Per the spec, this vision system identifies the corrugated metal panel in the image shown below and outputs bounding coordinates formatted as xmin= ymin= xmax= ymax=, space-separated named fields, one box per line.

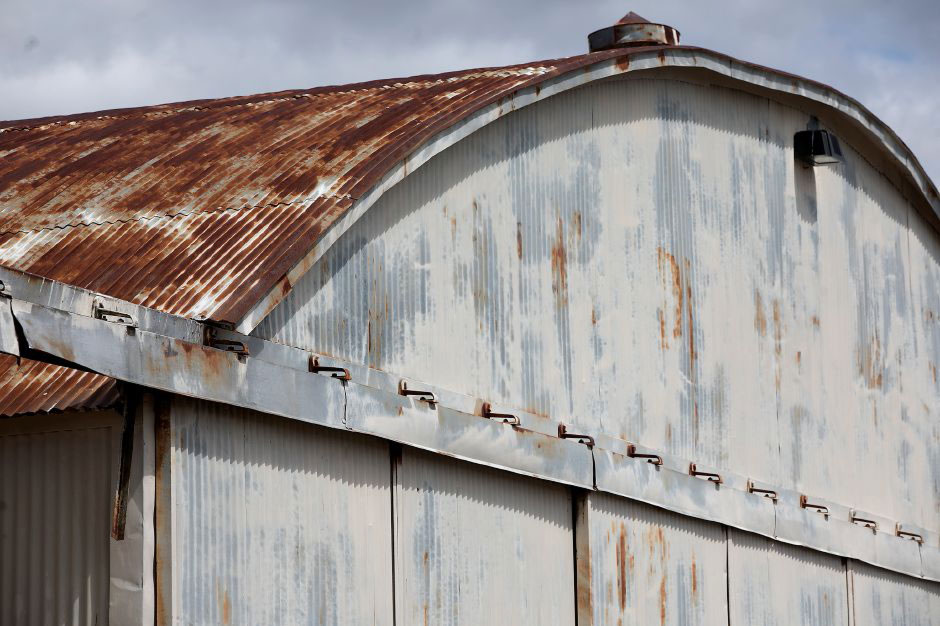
xmin=393 ymin=448 xmax=575 ymax=625
xmin=169 ymin=396 xmax=393 ymax=625
xmin=255 ymin=76 xmax=940 ymax=533
xmin=0 ymin=45 xmax=934 ymax=325
xmin=848 ymin=560 xmax=940 ymax=626
xmin=0 ymin=354 xmax=119 ymax=417
xmin=727 ymin=528 xmax=849 ymax=625
xmin=585 ymin=493 xmax=727 ymax=625
xmin=0 ymin=425 xmax=113 ymax=625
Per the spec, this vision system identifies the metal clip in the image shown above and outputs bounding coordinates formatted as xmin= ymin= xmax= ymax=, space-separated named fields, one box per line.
xmin=481 ymin=403 xmax=519 ymax=425
xmin=689 ymin=463 xmax=722 ymax=484
xmin=399 ymin=380 xmax=437 ymax=407
xmin=557 ymin=423 xmax=594 ymax=447
xmin=850 ymin=513 xmax=878 ymax=532
xmin=627 ymin=444 xmax=663 ymax=465
xmin=747 ymin=480 xmax=778 ymax=502
xmin=800 ymin=495 xmax=829 ymax=519
xmin=895 ymin=524 xmax=924 ymax=543
xmin=93 ymin=299 xmax=137 ymax=327
xmin=309 ymin=356 xmax=351 ymax=381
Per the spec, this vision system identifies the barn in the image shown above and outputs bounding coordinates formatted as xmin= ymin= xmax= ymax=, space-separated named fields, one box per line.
xmin=0 ymin=11 xmax=938 ymax=625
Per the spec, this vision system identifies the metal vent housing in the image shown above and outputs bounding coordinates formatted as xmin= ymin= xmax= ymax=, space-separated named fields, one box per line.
xmin=588 ymin=12 xmax=680 ymax=52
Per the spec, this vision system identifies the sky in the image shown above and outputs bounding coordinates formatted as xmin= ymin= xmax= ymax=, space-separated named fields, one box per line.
xmin=2 ymin=0 xmax=938 ymax=181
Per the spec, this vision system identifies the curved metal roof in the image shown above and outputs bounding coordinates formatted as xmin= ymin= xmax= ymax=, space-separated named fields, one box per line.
xmin=0 ymin=45 xmax=936 ymax=328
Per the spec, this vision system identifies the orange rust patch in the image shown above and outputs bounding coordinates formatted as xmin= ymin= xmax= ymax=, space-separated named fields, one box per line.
xmin=691 ymin=554 xmax=697 ymax=597
xmin=656 ymin=247 xmax=683 ymax=340
xmin=859 ymin=334 xmax=884 ymax=389
xmin=516 ymin=221 xmax=523 ymax=260
xmin=616 ymin=523 xmax=628 ymax=612
xmin=811 ymin=314 xmax=821 ymax=327
xmin=659 ymin=575 xmax=667 ymax=625
xmin=754 ymin=290 xmax=767 ymax=336
xmin=658 ymin=309 xmax=668 ymax=350
xmin=591 ymin=307 xmax=598 ymax=326
xmin=451 ymin=216 xmax=457 ymax=241
xmin=616 ymin=56 xmax=631 ymax=71
xmin=551 ymin=218 xmax=568 ymax=305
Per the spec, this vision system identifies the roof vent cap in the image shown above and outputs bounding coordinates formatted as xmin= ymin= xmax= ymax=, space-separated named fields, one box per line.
xmin=588 ymin=12 xmax=680 ymax=52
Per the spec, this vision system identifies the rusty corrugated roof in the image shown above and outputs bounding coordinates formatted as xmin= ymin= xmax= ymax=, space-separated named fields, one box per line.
xmin=0 ymin=46 xmax=935 ymax=326
xmin=0 ymin=354 xmax=119 ymax=417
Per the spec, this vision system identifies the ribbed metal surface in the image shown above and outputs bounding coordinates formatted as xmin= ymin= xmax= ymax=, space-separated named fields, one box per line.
xmin=586 ymin=493 xmax=727 ymax=625
xmin=728 ymin=528 xmax=849 ymax=625
xmin=393 ymin=448 xmax=575 ymax=625
xmin=0 ymin=425 xmax=112 ymax=626
xmin=0 ymin=354 xmax=119 ymax=417
xmin=255 ymin=76 xmax=940 ymax=534
xmin=0 ymin=44 xmax=934 ymax=325
xmin=169 ymin=397 xmax=393 ymax=625
xmin=848 ymin=560 xmax=940 ymax=625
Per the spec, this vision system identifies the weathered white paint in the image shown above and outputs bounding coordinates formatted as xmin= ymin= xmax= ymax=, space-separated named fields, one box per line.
xmin=848 ymin=560 xmax=940 ymax=626
xmin=255 ymin=76 xmax=940 ymax=535
xmin=392 ymin=448 xmax=575 ymax=625
xmin=0 ymin=412 xmax=118 ymax=626
xmin=581 ymin=492 xmax=728 ymax=625
xmin=728 ymin=528 xmax=849 ymax=625
xmin=167 ymin=397 xmax=393 ymax=625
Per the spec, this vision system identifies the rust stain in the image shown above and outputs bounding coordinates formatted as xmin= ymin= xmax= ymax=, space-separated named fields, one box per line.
xmin=691 ymin=554 xmax=697 ymax=597
xmin=216 ymin=583 xmax=232 ymax=625
xmin=450 ymin=215 xmax=457 ymax=241
xmin=754 ymin=289 xmax=767 ymax=336
xmin=616 ymin=523 xmax=628 ymax=612
xmin=659 ymin=575 xmax=667 ymax=625
xmin=573 ymin=211 xmax=582 ymax=239
xmin=516 ymin=221 xmax=523 ymax=260
xmin=929 ymin=361 xmax=937 ymax=384
xmin=811 ymin=314 xmax=821 ymax=327
xmin=591 ymin=307 xmax=598 ymax=326
xmin=859 ymin=333 xmax=884 ymax=389
xmin=551 ymin=218 xmax=568 ymax=306
xmin=616 ymin=55 xmax=631 ymax=71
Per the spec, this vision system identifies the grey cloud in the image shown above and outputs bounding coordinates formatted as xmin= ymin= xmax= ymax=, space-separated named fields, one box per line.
xmin=0 ymin=0 xmax=937 ymax=179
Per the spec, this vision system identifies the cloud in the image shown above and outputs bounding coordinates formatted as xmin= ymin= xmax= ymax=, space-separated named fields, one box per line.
xmin=0 ymin=0 xmax=937 ymax=180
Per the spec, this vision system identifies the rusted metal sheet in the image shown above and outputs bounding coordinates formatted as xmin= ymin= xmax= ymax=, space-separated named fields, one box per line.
xmin=581 ymin=493 xmax=728 ymax=625
xmin=848 ymin=560 xmax=940 ymax=626
xmin=0 ymin=47 xmax=934 ymax=328
xmin=0 ymin=353 xmax=118 ymax=417
xmin=0 ymin=420 xmax=114 ymax=625
xmin=393 ymin=448 xmax=575 ymax=624
xmin=728 ymin=528 xmax=850 ymax=625
xmin=254 ymin=75 xmax=940 ymax=543
xmin=167 ymin=396 xmax=393 ymax=624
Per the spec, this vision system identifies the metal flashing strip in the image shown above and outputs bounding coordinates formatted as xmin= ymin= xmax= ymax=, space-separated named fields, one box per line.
xmin=2 ymin=291 xmax=938 ymax=582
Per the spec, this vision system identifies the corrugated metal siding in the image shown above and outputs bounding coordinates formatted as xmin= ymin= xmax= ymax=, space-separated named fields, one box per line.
xmin=0 ymin=425 xmax=112 ymax=626
xmin=586 ymin=493 xmax=727 ymax=625
xmin=727 ymin=528 xmax=849 ymax=625
xmin=255 ymin=76 xmax=940 ymax=533
xmin=848 ymin=560 xmax=940 ymax=626
xmin=0 ymin=354 xmax=119 ymax=417
xmin=393 ymin=448 xmax=575 ymax=625
xmin=169 ymin=397 xmax=393 ymax=625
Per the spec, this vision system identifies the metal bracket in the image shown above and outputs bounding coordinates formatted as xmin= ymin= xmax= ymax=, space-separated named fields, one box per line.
xmin=481 ymin=402 xmax=519 ymax=425
xmin=558 ymin=423 xmax=594 ymax=447
xmin=850 ymin=512 xmax=878 ymax=532
xmin=689 ymin=463 xmax=722 ymax=484
xmin=309 ymin=356 xmax=351 ymax=381
xmin=895 ymin=524 xmax=924 ymax=543
xmin=627 ymin=444 xmax=663 ymax=465
xmin=800 ymin=495 xmax=830 ymax=519
xmin=399 ymin=380 xmax=437 ymax=407
xmin=206 ymin=338 xmax=250 ymax=356
xmin=747 ymin=480 xmax=778 ymax=502
xmin=93 ymin=298 xmax=137 ymax=327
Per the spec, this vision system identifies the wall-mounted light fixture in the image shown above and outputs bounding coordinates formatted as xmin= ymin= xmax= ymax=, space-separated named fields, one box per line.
xmin=794 ymin=129 xmax=843 ymax=166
